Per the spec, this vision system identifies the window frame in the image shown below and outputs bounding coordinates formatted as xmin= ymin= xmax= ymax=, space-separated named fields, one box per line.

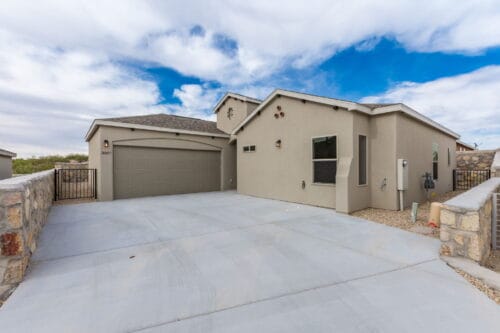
xmin=432 ymin=143 xmax=439 ymax=180
xmin=242 ymin=145 xmax=256 ymax=153
xmin=358 ymin=134 xmax=367 ymax=186
xmin=311 ymin=135 xmax=338 ymax=185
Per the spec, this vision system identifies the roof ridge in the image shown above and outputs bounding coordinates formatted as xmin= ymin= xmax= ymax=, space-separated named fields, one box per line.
xmin=100 ymin=113 xmax=215 ymax=123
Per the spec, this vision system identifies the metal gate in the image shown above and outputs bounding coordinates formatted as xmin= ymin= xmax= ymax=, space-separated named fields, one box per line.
xmin=452 ymin=169 xmax=491 ymax=191
xmin=493 ymin=193 xmax=499 ymax=250
xmin=54 ymin=169 xmax=97 ymax=201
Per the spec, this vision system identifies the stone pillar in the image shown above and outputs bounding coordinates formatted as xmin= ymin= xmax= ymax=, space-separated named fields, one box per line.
xmin=440 ymin=178 xmax=500 ymax=264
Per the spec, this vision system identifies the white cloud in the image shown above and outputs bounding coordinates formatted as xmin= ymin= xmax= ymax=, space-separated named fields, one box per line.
xmin=362 ymin=66 xmax=500 ymax=149
xmin=167 ymin=84 xmax=221 ymax=121
xmin=0 ymin=1 xmax=499 ymax=156
xmin=1 ymin=1 xmax=499 ymax=84
xmin=0 ymin=33 xmax=167 ymax=157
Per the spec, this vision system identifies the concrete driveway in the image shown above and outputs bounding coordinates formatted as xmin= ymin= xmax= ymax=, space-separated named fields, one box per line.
xmin=0 ymin=191 xmax=499 ymax=332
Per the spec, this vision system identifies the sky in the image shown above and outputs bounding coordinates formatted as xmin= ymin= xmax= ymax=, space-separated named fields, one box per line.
xmin=0 ymin=0 xmax=499 ymax=157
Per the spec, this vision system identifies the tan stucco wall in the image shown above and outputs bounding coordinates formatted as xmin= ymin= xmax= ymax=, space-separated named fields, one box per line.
xmin=395 ymin=113 xmax=456 ymax=207
xmin=0 ymin=156 xmax=13 ymax=180
xmin=236 ymin=100 xmax=456 ymax=213
xmin=348 ymin=113 xmax=371 ymax=212
xmin=369 ymin=114 xmax=398 ymax=210
xmin=88 ymin=126 xmax=235 ymax=201
xmin=216 ymin=97 xmax=259 ymax=134
xmin=236 ymin=96 xmax=360 ymax=210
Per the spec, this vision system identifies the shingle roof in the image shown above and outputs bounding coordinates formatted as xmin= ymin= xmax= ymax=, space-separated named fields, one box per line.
xmin=0 ymin=148 xmax=16 ymax=158
xmin=360 ymin=103 xmax=398 ymax=109
xmin=101 ymin=113 xmax=225 ymax=135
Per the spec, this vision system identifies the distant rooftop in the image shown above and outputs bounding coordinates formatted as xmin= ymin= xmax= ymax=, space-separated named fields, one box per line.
xmin=0 ymin=148 xmax=16 ymax=158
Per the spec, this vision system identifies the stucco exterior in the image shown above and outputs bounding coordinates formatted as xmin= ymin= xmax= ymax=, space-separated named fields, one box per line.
xmin=216 ymin=96 xmax=259 ymax=134
xmin=395 ymin=113 xmax=456 ymax=207
xmin=235 ymin=93 xmax=457 ymax=213
xmin=0 ymin=156 xmax=13 ymax=180
xmin=237 ymin=96 xmax=357 ymax=210
xmin=0 ymin=149 xmax=16 ymax=180
xmin=86 ymin=89 xmax=459 ymax=212
xmin=88 ymin=126 xmax=236 ymax=201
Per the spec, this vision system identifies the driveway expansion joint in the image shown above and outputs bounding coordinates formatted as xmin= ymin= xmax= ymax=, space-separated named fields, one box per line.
xmin=131 ymin=258 xmax=439 ymax=332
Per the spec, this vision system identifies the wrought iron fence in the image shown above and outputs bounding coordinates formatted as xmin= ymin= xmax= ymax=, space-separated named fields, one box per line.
xmin=452 ymin=169 xmax=491 ymax=191
xmin=54 ymin=169 xmax=97 ymax=201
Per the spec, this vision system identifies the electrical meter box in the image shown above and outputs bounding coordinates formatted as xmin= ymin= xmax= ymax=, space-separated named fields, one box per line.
xmin=397 ymin=158 xmax=408 ymax=190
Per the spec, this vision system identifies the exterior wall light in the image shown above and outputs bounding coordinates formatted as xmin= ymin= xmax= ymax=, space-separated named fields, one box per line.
xmin=103 ymin=139 xmax=110 ymax=148
xmin=275 ymin=139 xmax=282 ymax=148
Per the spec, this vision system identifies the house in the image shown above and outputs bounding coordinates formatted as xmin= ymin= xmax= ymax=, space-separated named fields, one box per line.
xmin=456 ymin=140 xmax=475 ymax=151
xmin=0 ymin=148 xmax=16 ymax=180
xmin=86 ymin=89 xmax=459 ymax=213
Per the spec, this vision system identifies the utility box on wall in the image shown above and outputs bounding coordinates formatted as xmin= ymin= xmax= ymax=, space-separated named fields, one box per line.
xmin=397 ymin=158 xmax=408 ymax=190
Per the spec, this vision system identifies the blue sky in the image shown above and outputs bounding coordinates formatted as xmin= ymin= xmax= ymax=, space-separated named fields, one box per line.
xmin=0 ymin=1 xmax=499 ymax=156
xmin=146 ymin=38 xmax=500 ymax=104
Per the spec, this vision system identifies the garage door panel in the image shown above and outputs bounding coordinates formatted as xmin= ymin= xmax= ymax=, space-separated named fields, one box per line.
xmin=114 ymin=146 xmax=221 ymax=199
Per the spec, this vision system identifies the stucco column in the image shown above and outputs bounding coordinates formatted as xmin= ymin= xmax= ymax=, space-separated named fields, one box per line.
xmin=335 ymin=157 xmax=353 ymax=213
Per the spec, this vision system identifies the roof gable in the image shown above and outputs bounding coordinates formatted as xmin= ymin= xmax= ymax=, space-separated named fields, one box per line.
xmin=231 ymin=89 xmax=459 ymax=139
xmin=213 ymin=92 xmax=262 ymax=114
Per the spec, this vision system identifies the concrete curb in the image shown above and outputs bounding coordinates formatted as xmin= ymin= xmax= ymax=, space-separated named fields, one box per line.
xmin=441 ymin=256 xmax=500 ymax=291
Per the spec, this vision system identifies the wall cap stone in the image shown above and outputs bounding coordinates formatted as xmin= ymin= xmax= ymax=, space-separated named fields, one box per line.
xmin=0 ymin=170 xmax=54 ymax=191
xmin=443 ymin=177 xmax=500 ymax=211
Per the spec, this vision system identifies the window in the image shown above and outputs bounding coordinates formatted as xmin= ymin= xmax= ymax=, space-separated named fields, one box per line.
xmin=447 ymin=147 xmax=451 ymax=166
xmin=432 ymin=143 xmax=439 ymax=180
xmin=227 ymin=107 xmax=234 ymax=119
xmin=358 ymin=135 xmax=367 ymax=185
xmin=243 ymin=145 xmax=256 ymax=153
xmin=312 ymin=136 xmax=337 ymax=184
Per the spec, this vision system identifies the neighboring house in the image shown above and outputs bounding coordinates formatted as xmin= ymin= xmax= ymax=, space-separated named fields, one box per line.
xmin=86 ymin=89 xmax=459 ymax=213
xmin=0 ymin=148 xmax=16 ymax=180
xmin=456 ymin=140 xmax=475 ymax=151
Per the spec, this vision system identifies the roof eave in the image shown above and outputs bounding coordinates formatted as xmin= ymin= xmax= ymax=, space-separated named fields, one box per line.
xmin=0 ymin=150 xmax=16 ymax=158
xmin=85 ymin=120 xmax=229 ymax=142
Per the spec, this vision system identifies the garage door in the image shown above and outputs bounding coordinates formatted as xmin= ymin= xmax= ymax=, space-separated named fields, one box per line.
xmin=113 ymin=146 xmax=221 ymax=199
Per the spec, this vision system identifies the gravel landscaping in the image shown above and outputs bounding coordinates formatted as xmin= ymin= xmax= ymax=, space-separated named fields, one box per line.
xmin=485 ymin=250 xmax=500 ymax=274
xmin=454 ymin=268 xmax=500 ymax=305
xmin=351 ymin=191 xmax=464 ymax=239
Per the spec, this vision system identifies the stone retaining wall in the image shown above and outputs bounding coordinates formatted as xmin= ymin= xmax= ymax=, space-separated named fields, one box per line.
xmin=456 ymin=150 xmax=495 ymax=170
xmin=0 ymin=170 xmax=54 ymax=300
xmin=440 ymin=177 xmax=500 ymax=264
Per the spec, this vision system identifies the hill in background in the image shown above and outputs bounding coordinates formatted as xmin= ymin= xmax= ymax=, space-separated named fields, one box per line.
xmin=13 ymin=154 xmax=88 ymax=174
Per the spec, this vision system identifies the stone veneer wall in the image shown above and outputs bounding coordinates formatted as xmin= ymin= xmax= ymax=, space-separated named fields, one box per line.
xmin=456 ymin=150 xmax=495 ymax=170
xmin=440 ymin=177 xmax=500 ymax=264
xmin=0 ymin=170 xmax=54 ymax=300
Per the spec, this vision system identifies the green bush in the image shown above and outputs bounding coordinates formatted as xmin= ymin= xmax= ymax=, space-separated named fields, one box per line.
xmin=12 ymin=154 xmax=88 ymax=174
